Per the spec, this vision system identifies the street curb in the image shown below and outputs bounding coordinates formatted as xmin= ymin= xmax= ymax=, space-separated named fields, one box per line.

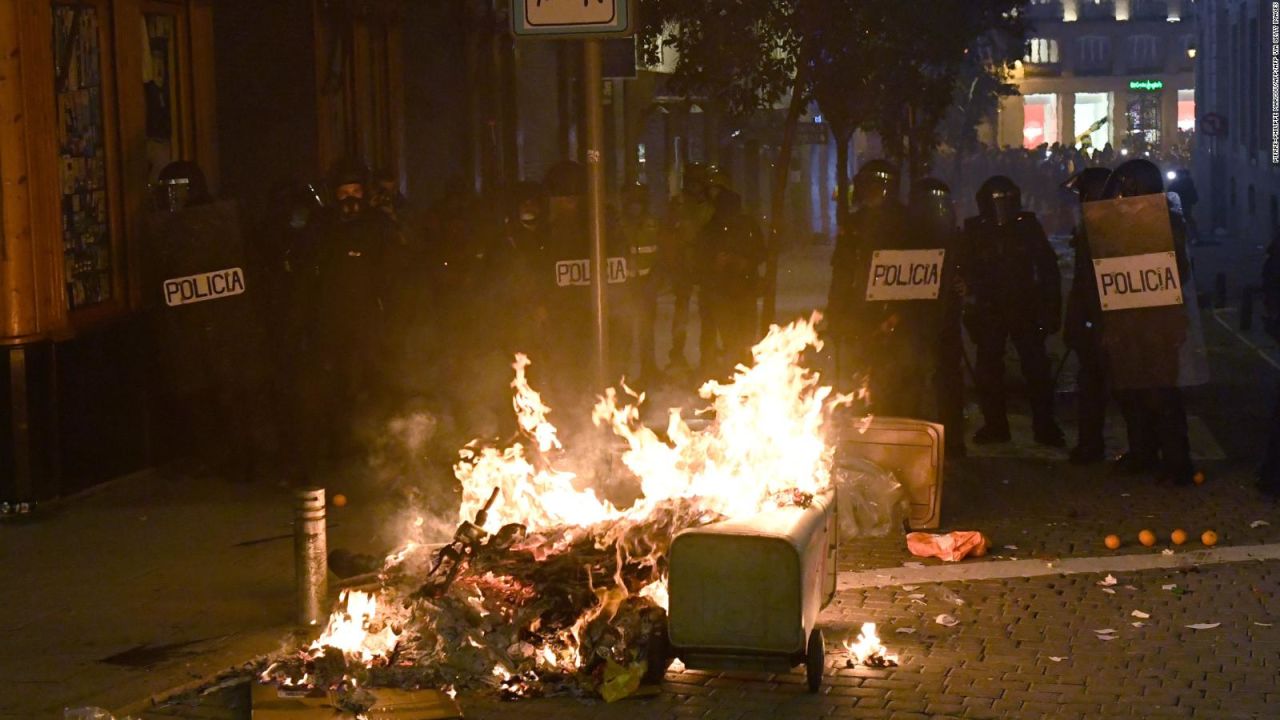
xmin=111 ymin=627 xmax=295 ymax=718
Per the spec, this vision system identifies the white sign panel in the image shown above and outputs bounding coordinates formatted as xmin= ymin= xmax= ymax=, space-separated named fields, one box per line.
xmin=514 ymin=0 xmax=631 ymax=36
xmin=555 ymin=257 xmax=628 ymax=287
xmin=163 ymin=267 xmax=246 ymax=307
xmin=864 ymin=249 xmax=945 ymax=301
xmin=1093 ymin=252 xmax=1182 ymax=311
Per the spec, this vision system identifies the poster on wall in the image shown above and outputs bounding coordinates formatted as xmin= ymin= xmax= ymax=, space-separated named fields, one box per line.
xmin=54 ymin=4 xmax=113 ymax=309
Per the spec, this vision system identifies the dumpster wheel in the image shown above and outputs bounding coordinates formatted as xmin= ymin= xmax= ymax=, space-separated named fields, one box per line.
xmin=806 ymin=628 xmax=825 ymax=692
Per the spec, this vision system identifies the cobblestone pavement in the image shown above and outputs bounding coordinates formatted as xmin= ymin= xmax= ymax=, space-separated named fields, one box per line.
xmin=144 ymin=558 xmax=1280 ymax=719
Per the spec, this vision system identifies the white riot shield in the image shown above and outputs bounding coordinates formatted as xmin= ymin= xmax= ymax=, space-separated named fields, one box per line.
xmin=1082 ymin=194 xmax=1192 ymax=390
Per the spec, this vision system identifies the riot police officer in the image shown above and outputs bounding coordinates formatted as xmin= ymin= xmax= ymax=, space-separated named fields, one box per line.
xmin=310 ymin=161 xmax=398 ymax=461
xmin=1062 ymin=167 xmax=1113 ymax=464
xmin=663 ymin=163 xmax=715 ymax=371
xmin=1100 ymin=159 xmax=1195 ymax=484
xmin=540 ymin=161 xmax=631 ymax=403
xmin=619 ymin=183 xmax=662 ymax=381
xmin=696 ymin=187 xmax=764 ymax=375
xmin=963 ymin=175 xmax=1065 ymax=446
xmin=827 ymin=159 xmax=911 ymax=409
xmin=911 ymin=178 xmax=968 ymax=455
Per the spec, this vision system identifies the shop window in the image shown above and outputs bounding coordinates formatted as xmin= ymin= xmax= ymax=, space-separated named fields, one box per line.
xmin=1073 ymin=92 xmax=1112 ymax=150
xmin=1022 ymin=94 xmax=1059 ymax=149
xmin=1177 ymin=89 xmax=1195 ymax=132
xmin=53 ymin=3 xmax=115 ymax=310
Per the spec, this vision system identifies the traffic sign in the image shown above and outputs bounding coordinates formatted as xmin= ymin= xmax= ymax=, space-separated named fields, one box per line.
xmin=512 ymin=0 xmax=633 ymax=37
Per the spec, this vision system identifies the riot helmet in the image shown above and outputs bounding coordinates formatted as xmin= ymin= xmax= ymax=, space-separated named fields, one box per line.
xmin=1102 ymin=158 xmax=1164 ymax=199
xmin=153 ymin=160 xmax=212 ymax=212
xmin=369 ymin=168 xmax=403 ymax=217
xmin=683 ymin=162 xmax=710 ymax=199
xmin=1062 ymin=167 xmax=1112 ymax=204
xmin=909 ymin=177 xmax=955 ymax=231
xmin=509 ymin=181 xmax=547 ymax=230
xmin=331 ymin=161 xmax=369 ymax=222
xmin=976 ymin=175 xmax=1021 ymax=226
xmin=853 ymin=159 xmax=899 ymax=207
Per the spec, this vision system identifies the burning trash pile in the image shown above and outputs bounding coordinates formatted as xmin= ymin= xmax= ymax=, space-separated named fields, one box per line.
xmin=260 ymin=314 xmax=849 ymax=705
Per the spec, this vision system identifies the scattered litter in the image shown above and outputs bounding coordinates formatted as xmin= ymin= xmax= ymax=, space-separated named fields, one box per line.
xmin=63 ymin=710 xmax=124 ymax=720
xmin=1100 ymin=588 xmax=1116 ymax=595
xmin=1132 ymin=610 xmax=1150 ymax=619
xmin=1123 ymin=585 xmax=1138 ymax=591
xmin=1161 ymin=549 xmax=1175 ymax=556
xmin=1048 ymin=656 xmax=1068 ymax=662
xmin=935 ymin=614 xmax=960 ymax=627
xmin=907 ymin=531 xmax=989 ymax=562
xmin=935 ymin=587 xmax=966 ymax=606
xmin=1254 ymin=622 xmax=1273 ymax=627
xmin=1132 ymin=622 xmax=1145 ymax=628
xmin=1097 ymin=575 xmax=1118 ymax=587
xmin=1251 ymin=520 xmax=1271 ymax=528
xmin=1185 ymin=623 xmax=1221 ymax=630
xmin=910 ymin=598 xmax=927 ymax=605
xmin=1120 ymin=493 xmax=1131 ymax=497
xmin=1162 ymin=584 xmax=1177 ymax=591
xmin=903 ymin=562 xmax=926 ymax=569
xmin=907 ymin=593 xmax=926 ymax=600
xmin=1003 ymin=545 xmax=1019 ymax=550
xmin=1096 ymin=634 xmax=1118 ymax=641
xmin=895 ymin=627 xmax=917 ymax=634
xmin=901 ymin=585 xmax=919 ymax=592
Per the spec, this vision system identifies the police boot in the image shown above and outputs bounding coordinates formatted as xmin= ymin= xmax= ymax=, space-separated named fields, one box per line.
xmin=1033 ymin=422 xmax=1067 ymax=448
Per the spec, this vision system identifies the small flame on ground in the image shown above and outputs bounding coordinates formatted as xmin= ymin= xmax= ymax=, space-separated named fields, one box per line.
xmin=311 ymin=590 xmax=400 ymax=665
xmin=843 ymin=622 xmax=899 ymax=668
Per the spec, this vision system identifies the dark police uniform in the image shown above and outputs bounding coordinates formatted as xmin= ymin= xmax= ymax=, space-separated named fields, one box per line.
xmin=962 ymin=211 xmax=1063 ymax=443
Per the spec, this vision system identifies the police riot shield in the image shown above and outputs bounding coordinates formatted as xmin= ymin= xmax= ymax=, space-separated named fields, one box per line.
xmin=141 ymin=200 xmax=266 ymax=397
xmin=1082 ymin=193 xmax=1200 ymax=389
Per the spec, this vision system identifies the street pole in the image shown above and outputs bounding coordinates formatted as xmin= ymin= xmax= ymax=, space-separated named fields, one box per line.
xmin=583 ymin=38 xmax=609 ymax=391
xmin=294 ymin=487 xmax=327 ymax=626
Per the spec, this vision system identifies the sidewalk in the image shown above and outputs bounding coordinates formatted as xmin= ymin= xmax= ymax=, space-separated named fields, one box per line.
xmin=6 ymin=241 xmax=1280 ymax=719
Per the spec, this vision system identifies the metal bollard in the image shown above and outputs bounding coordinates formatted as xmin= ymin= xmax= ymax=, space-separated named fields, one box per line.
xmin=294 ymin=488 xmax=328 ymax=626
xmin=1215 ymin=272 xmax=1227 ymax=309
xmin=1242 ymin=287 xmax=1255 ymax=331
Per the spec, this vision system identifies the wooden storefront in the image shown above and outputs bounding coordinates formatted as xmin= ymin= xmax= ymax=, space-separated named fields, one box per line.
xmin=0 ymin=0 xmax=217 ymax=500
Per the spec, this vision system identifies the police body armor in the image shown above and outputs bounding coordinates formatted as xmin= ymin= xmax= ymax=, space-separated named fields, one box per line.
xmin=962 ymin=212 xmax=1060 ymax=335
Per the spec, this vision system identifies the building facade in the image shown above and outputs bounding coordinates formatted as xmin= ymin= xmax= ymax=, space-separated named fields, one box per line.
xmin=994 ymin=0 xmax=1196 ymax=157
xmin=1192 ymin=0 xmax=1279 ymax=242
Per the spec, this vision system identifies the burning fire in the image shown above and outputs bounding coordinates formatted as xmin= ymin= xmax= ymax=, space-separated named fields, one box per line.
xmin=843 ymin=622 xmax=899 ymax=668
xmin=458 ymin=313 xmax=847 ymax=533
xmin=310 ymin=590 xmax=401 ymax=665
xmin=265 ymin=313 xmax=849 ymax=700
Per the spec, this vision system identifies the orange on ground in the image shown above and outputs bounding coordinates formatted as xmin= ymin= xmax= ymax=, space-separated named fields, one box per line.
xmin=1201 ymin=530 xmax=1218 ymax=547
xmin=1193 ymin=471 xmax=1206 ymax=485
xmin=1138 ymin=529 xmax=1157 ymax=547
xmin=1104 ymin=534 xmax=1121 ymax=550
xmin=332 ymin=493 xmax=348 ymax=508
xmin=1170 ymin=529 xmax=1188 ymax=545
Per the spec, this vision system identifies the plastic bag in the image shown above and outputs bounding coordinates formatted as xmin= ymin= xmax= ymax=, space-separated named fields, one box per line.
xmin=835 ymin=458 xmax=908 ymax=540
xmin=906 ymin=531 xmax=989 ymax=562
